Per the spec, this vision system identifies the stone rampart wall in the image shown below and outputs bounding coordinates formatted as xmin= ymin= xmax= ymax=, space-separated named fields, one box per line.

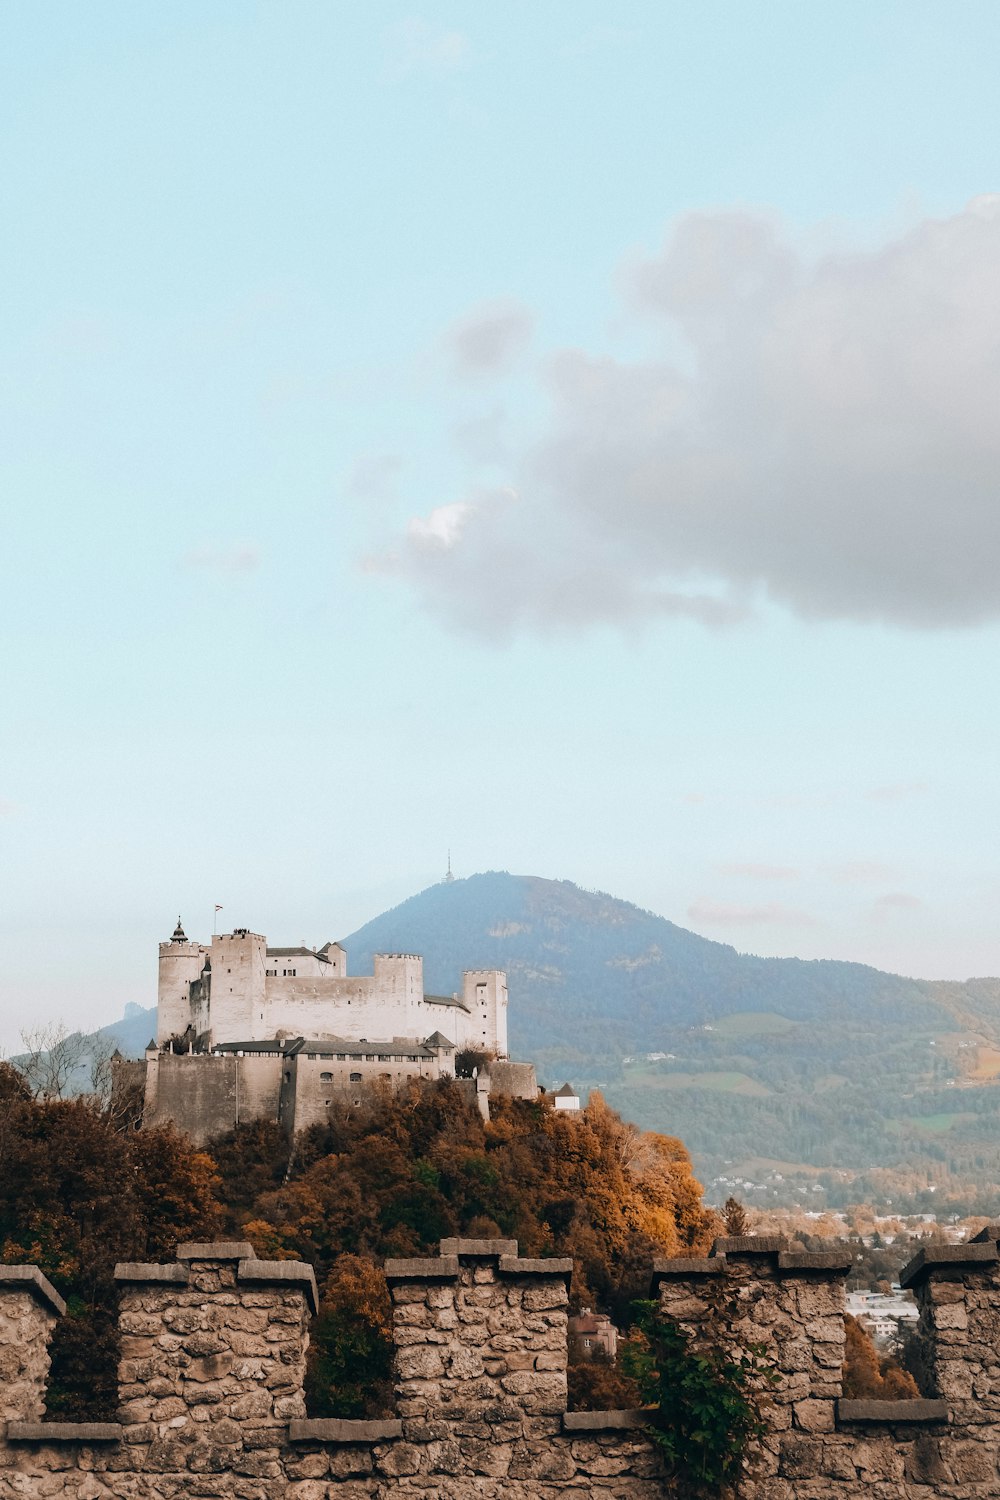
xmin=3 ymin=1232 xmax=1000 ymax=1496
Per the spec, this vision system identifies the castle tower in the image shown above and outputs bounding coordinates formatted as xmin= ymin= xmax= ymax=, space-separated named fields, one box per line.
xmin=207 ymin=928 xmax=267 ymax=1044
xmin=462 ymin=969 xmax=508 ymax=1056
xmin=156 ymin=918 xmax=206 ymax=1044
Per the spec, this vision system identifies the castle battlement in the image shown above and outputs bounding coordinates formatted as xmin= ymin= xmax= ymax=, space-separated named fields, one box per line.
xmin=4 ymin=1233 xmax=999 ymax=1496
xmin=157 ymin=918 xmax=508 ymax=1057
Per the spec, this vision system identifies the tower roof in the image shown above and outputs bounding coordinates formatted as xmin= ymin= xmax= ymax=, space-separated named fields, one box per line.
xmin=171 ymin=916 xmax=187 ymax=942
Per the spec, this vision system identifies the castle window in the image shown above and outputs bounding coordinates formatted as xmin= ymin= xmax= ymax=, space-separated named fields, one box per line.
xmin=350 ymin=1072 xmax=362 ymax=1083
xmin=337 ymin=1053 xmax=346 ymax=1060
xmin=320 ymin=1072 xmax=332 ymax=1082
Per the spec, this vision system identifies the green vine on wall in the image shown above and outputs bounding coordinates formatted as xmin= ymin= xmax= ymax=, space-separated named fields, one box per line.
xmin=623 ymin=1292 xmax=779 ymax=1498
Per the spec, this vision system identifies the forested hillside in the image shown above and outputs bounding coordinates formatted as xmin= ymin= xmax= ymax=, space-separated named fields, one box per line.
xmin=0 ymin=1063 xmax=711 ymax=1419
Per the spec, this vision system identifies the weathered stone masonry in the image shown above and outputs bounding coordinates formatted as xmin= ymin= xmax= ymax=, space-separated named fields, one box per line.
xmin=4 ymin=1231 xmax=1000 ymax=1496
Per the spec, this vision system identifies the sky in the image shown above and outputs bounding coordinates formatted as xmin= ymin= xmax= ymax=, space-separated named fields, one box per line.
xmin=3 ymin=1 xmax=1000 ymax=1050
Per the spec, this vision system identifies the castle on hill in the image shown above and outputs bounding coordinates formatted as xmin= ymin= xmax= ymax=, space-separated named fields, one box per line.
xmin=133 ymin=918 xmax=536 ymax=1143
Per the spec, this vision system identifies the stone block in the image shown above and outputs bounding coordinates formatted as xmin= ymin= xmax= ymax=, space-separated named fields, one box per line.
xmin=837 ymin=1398 xmax=948 ymax=1424
xmin=289 ymin=1418 xmax=403 ymax=1442
xmin=561 ymin=1410 xmax=649 ymax=1431
xmin=0 ymin=1266 xmax=67 ymax=1316
xmin=793 ymin=1399 xmax=835 ymax=1432
xmin=900 ymin=1240 xmax=998 ymax=1288
xmin=385 ymin=1256 xmax=460 ymax=1281
xmin=439 ymin=1238 xmax=518 ymax=1257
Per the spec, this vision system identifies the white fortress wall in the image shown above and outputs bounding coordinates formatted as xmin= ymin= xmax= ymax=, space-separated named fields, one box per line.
xmin=257 ymin=976 xmax=382 ymax=1041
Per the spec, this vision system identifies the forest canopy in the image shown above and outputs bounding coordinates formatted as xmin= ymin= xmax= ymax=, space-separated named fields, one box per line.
xmin=0 ymin=1066 xmax=713 ymax=1417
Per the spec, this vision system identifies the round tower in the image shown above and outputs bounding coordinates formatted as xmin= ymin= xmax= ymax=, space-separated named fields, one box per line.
xmin=157 ymin=917 xmax=206 ymax=1045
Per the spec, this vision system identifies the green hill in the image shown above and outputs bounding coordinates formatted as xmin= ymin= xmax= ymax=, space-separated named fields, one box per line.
xmin=341 ymin=872 xmax=1000 ymax=1212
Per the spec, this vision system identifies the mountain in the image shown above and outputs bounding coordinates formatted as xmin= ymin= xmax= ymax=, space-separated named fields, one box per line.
xmin=340 ymin=872 xmax=1000 ymax=1212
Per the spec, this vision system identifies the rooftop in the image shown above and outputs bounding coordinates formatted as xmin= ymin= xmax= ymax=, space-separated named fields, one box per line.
xmin=211 ymin=1035 xmax=440 ymax=1059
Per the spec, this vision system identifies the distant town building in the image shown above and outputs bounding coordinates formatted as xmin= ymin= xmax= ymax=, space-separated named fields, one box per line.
xmin=846 ymin=1287 xmax=918 ymax=1345
xmin=549 ymin=1082 xmax=581 ymax=1111
xmin=568 ymin=1308 xmax=617 ymax=1360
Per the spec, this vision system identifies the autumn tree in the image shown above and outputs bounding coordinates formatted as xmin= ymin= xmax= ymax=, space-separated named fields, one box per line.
xmin=305 ymin=1255 xmax=394 ymax=1417
xmin=210 ymin=1077 xmax=715 ymax=1415
xmin=842 ymin=1315 xmax=918 ymax=1400
xmin=0 ymin=1069 xmax=223 ymax=1417
xmin=723 ymin=1196 xmax=749 ymax=1235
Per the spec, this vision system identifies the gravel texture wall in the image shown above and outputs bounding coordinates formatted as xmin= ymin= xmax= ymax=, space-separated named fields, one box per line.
xmin=3 ymin=1230 xmax=1000 ymax=1496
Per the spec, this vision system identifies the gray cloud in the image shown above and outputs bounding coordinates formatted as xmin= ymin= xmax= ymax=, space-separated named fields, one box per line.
xmin=347 ymin=453 xmax=403 ymax=502
xmin=872 ymin=892 xmax=925 ymax=918
xmin=865 ymin=782 xmax=928 ymax=803
xmin=447 ymin=300 xmax=534 ymax=378
xmin=687 ymin=900 xmax=821 ymax=929
xmin=386 ymin=198 xmax=1000 ymax=636
xmin=827 ymin=860 xmax=897 ymax=882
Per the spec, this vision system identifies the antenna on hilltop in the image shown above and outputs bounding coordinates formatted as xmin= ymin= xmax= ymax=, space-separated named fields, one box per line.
xmin=444 ymin=849 xmax=455 ymax=883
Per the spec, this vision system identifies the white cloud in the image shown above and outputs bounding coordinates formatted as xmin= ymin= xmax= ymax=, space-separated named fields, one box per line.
xmin=406 ymin=500 xmax=475 ymax=549
xmin=382 ymin=199 xmax=1000 ymax=637
xmin=182 ymin=544 xmax=260 ymax=575
xmin=385 ymin=18 xmax=470 ymax=78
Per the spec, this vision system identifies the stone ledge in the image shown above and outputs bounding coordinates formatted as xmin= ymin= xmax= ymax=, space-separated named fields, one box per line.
xmin=900 ymin=1241 xmax=998 ymax=1289
xmin=384 ymin=1256 xmax=461 ymax=1282
xmin=650 ymin=1256 xmax=726 ymax=1288
xmin=712 ymin=1235 xmax=786 ymax=1256
xmin=237 ymin=1258 xmax=319 ymax=1314
xmin=289 ymin=1418 xmax=404 ymax=1443
xmin=0 ymin=1265 xmax=67 ymax=1317
xmin=778 ymin=1251 xmax=854 ymax=1273
xmin=176 ymin=1241 xmax=256 ymax=1261
xmin=837 ymin=1399 xmax=948 ymax=1425
xmin=499 ymin=1255 xmax=573 ymax=1281
xmin=115 ymin=1262 xmax=188 ymax=1285
xmin=6 ymin=1422 xmax=122 ymax=1442
xmin=439 ymin=1237 xmax=518 ymax=1257
xmin=562 ymin=1409 xmax=650 ymax=1431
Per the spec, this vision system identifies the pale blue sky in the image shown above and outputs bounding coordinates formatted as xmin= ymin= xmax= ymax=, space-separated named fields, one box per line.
xmin=3 ymin=2 xmax=1000 ymax=1048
